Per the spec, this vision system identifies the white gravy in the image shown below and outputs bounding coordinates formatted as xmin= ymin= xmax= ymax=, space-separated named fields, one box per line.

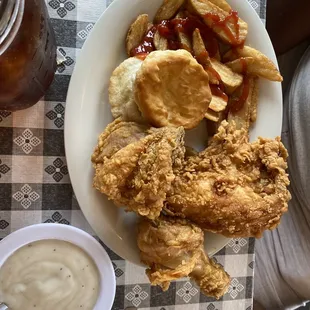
xmin=0 ymin=239 xmax=100 ymax=310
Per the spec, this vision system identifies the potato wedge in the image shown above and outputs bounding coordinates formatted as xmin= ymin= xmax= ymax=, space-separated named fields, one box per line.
xmin=178 ymin=31 xmax=192 ymax=51
xmin=250 ymin=77 xmax=259 ymax=123
xmin=206 ymin=110 xmax=225 ymax=136
xmin=154 ymin=0 xmax=186 ymax=23
xmin=154 ymin=30 xmax=168 ymax=50
xmin=126 ymin=14 xmax=149 ymax=56
xmin=205 ymin=67 xmax=220 ymax=84
xmin=208 ymin=0 xmax=231 ymax=12
xmin=193 ymin=29 xmax=210 ymax=66
xmin=218 ymin=41 xmax=232 ymax=58
xmin=210 ymin=45 xmax=221 ymax=61
xmin=225 ymin=57 xmax=255 ymax=74
xmin=203 ymin=39 xmax=221 ymax=61
xmin=224 ymin=46 xmax=283 ymax=81
xmin=228 ymin=77 xmax=256 ymax=131
xmin=175 ymin=10 xmax=186 ymax=18
xmin=188 ymin=0 xmax=248 ymax=45
xmin=222 ymin=48 xmax=239 ymax=61
xmin=167 ymin=11 xmax=192 ymax=51
xmin=209 ymin=95 xmax=228 ymax=112
xmin=210 ymin=58 xmax=243 ymax=93
xmin=205 ymin=109 xmax=220 ymax=122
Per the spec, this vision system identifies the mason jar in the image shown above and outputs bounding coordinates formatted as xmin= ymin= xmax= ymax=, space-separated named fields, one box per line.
xmin=0 ymin=0 xmax=57 ymax=111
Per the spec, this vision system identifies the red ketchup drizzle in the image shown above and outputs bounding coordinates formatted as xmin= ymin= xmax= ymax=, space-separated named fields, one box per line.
xmin=135 ymin=53 xmax=148 ymax=60
xmin=157 ymin=20 xmax=180 ymax=50
xmin=230 ymin=77 xmax=250 ymax=113
xmin=239 ymin=57 xmax=247 ymax=74
xmin=205 ymin=10 xmax=241 ymax=46
xmin=210 ymin=84 xmax=228 ymax=101
xmin=158 ymin=16 xmax=219 ymax=57
xmin=206 ymin=66 xmax=221 ymax=81
xmin=195 ymin=50 xmax=209 ymax=64
xmin=131 ymin=12 xmax=243 ymax=58
xmin=130 ymin=26 xmax=157 ymax=57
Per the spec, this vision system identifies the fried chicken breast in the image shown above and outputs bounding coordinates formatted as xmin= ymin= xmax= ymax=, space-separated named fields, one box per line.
xmin=92 ymin=119 xmax=185 ymax=219
xmin=137 ymin=215 xmax=230 ymax=299
xmin=166 ymin=120 xmax=291 ymax=237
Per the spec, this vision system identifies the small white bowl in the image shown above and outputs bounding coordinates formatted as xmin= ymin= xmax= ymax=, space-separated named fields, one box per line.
xmin=0 ymin=223 xmax=116 ymax=310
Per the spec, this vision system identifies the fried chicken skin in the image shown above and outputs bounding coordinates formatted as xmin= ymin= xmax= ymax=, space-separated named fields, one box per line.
xmin=137 ymin=216 xmax=230 ymax=299
xmin=91 ymin=118 xmax=148 ymax=163
xmin=166 ymin=121 xmax=291 ymax=237
xmin=91 ymin=119 xmax=185 ymax=219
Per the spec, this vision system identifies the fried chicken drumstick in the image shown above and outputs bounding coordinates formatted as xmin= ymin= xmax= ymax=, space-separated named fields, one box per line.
xmin=91 ymin=118 xmax=185 ymax=219
xmin=137 ymin=215 xmax=230 ymax=299
xmin=166 ymin=120 xmax=291 ymax=237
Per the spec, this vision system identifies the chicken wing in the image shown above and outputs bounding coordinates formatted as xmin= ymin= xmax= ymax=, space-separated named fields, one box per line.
xmin=166 ymin=120 xmax=291 ymax=237
xmin=92 ymin=119 xmax=185 ymax=219
xmin=137 ymin=215 xmax=230 ymax=299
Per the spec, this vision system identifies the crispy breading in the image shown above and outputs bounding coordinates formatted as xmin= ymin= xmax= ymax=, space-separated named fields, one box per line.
xmin=137 ymin=216 xmax=230 ymax=299
xmin=92 ymin=119 xmax=185 ymax=219
xmin=166 ymin=121 xmax=291 ymax=237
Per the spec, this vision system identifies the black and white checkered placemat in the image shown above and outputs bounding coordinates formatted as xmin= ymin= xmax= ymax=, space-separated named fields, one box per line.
xmin=0 ymin=0 xmax=266 ymax=308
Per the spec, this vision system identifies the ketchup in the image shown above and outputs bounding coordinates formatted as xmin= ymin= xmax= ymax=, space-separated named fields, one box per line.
xmin=206 ymin=66 xmax=221 ymax=81
xmin=210 ymin=84 xmax=228 ymax=101
xmin=205 ymin=10 xmax=242 ymax=46
xmin=158 ymin=16 xmax=219 ymax=57
xmin=157 ymin=20 xmax=180 ymax=50
xmin=195 ymin=50 xmax=209 ymax=64
xmin=239 ymin=57 xmax=247 ymax=74
xmin=130 ymin=26 xmax=157 ymax=56
xmin=130 ymin=11 xmax=243 ymax=59
xmin=135 ymin=53 xmax=149 ymax=60
xmin=230 ymin=77 xmax=250 ymax=113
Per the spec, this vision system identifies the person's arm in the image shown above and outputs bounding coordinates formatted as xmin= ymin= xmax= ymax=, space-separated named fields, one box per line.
xmin=267 ymin=0 xmax=310 ymax=55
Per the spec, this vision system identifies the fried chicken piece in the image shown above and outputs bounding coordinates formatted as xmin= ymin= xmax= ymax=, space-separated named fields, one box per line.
xmin=137 ymin=216 xmax=230 ymax=299
xmin=91 ymin=118 xmax=148 ymax=164
xmin=166 ymin=120 xmax=291 ymax=237
xmin=92 ymin=119 xmax=185 ymax=219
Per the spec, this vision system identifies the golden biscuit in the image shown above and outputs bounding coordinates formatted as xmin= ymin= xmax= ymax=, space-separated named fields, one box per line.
xmin=109 ymin=57 xmax=144 ymax=123
xmin=134 ymin=50 xmax=211 ymax=129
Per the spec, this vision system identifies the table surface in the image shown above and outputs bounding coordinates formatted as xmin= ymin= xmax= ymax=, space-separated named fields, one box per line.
xmin=0 ymin=0 xmax=266 ymax=309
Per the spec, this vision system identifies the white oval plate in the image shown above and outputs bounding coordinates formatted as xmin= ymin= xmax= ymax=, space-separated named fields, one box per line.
xmin=65 ymin=0 xmax=282 ymax=265
xmin=0 ymin=224 xmax=116 ymax=310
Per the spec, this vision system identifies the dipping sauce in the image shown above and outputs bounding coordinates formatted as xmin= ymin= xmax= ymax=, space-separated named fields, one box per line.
xmin=0 ymin=240 xmax=100 ymax=310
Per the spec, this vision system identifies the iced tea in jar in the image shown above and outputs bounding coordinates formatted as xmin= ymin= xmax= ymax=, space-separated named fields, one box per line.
xmin=0 ymin=0 xmax=57 ymax=111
